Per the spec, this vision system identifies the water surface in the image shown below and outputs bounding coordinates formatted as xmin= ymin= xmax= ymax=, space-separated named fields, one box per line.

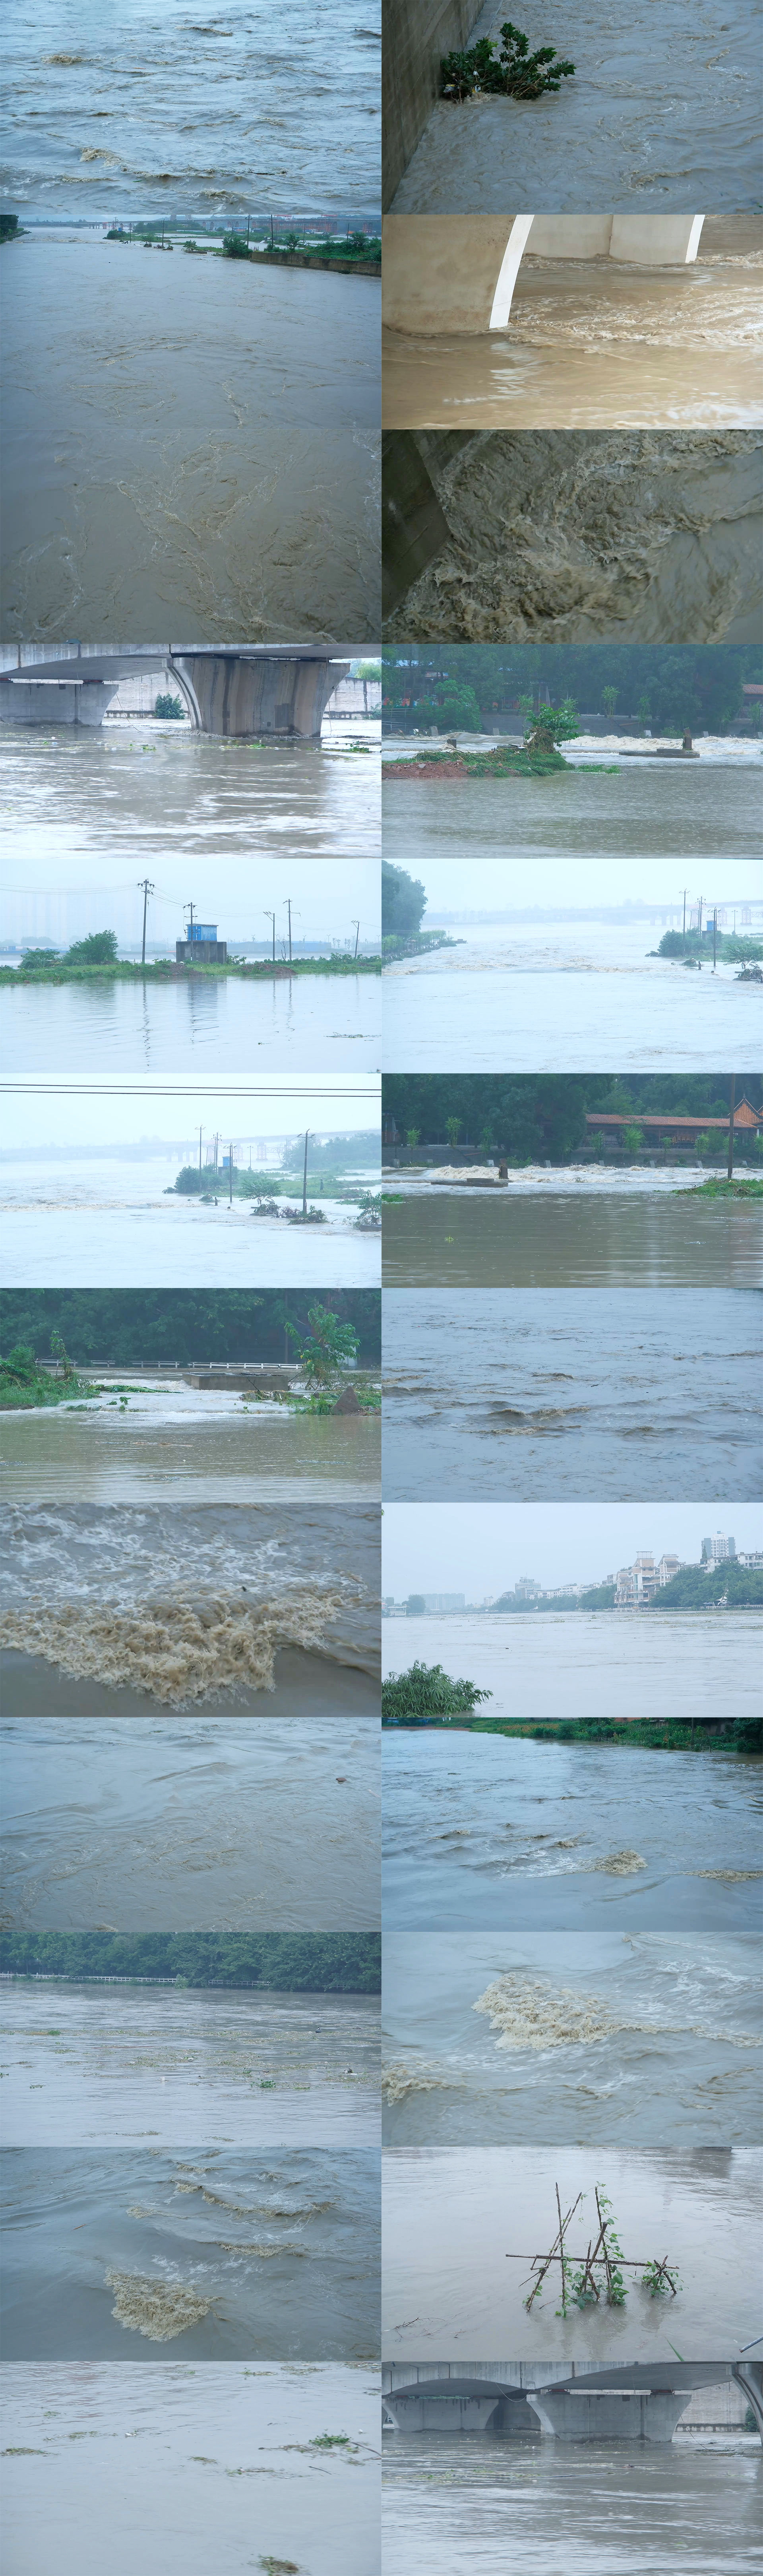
xmin=381 ymin=1931 xmax=761 ymax=2147
xmin=381 ymin=1187 xmax=763 ymax=1290
xmin=389 ymin=0 xmax=761 ymax=210
xmin=1 ymin=0 xmax=381 ymax=219
xmin=382 ymin=1732 xmax=763 ymax=1930
xmin=383 ymin=1609 xmax=763 ymax=1723
xmin=382 ymin=1287 xmax=762 ymax=1498
xmin=382 ymin=2431 xmax=760 ymax=2576
xmin=2 ymin=2363 xmax=380 ymax=2576
xmin=0 ymin=722 xmax=381 ymax=868
xmin=1 ymin=1387 xmax=380 ymax=1507
xmin=382 ymin=2142 xmax=761 ymax=2360
xmin=1 ymin=236 xmax=380 ymax=642
xmin=382 ymin=765 xmax=763 ymax=861
xmin=2 ymin=2145 xmax=380 ymax=2358
xmin=0 ymin=1156 xmax=381 ymax=1286
xmin=2 ymin=974 xmax=381 ymax=1076
xmin=1 ymin=1715 xmax=380 ymax=1928
xmin=1 ymin=1982 xmax=381 ymax=2149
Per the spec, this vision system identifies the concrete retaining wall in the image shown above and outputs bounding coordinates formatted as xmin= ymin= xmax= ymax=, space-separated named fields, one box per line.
xmin=383 ymin=1 xmax=482 ymax=208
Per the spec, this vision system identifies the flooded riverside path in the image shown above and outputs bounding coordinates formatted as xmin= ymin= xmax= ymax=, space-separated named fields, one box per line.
xmin=1 ymin=974 xmax=382 ymax=1077
xmin=0 ymin=2144 xmax=380 ymax=2359
xmin=1 ymin=2364 xmax=380 ymax=2576
xmin=381 ymin=1931 xmax=761 ymax=2149
xmin=389 ymin=0 xmax=760 ymax=212
xmin=0 ymin=235 xmax=380 ymax=641
xmin=381 ymin=1183 xmax=763 ymax=1292
xmin=0 ymin=1984 xmax=381 ymax=2151
xmin=383 ymin=1610 xmax=762 ymax=1725
xmin=382 ymin=1733 xmax=763 ymax=1932
xmin=1 ymin=1715 xmax=380 ymax=1928
xmin=382 ymin=2430 xmax=761 ymax=2576
xmin=1 ymin=0 xmax=381 ymax=222
xmin=382 ymin=1287 xmax=762 ymax=1500
xmin=382 ymin=2142 xmax=762 ymax=2361
xmin=0 ymin=1386 xmax=380 ymax=1509
xmin=0 ymin=723 xmax=381 ymax=869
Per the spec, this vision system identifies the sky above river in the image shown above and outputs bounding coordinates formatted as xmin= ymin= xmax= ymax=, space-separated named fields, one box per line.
xmin=382 ymin=1500 xmax=763 ymax=1594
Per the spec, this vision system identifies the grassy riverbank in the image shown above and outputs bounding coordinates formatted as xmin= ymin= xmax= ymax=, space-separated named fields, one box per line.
xmin=679 ymin=1175 xmax=763 ymax=1199
xmin=1 ymin=954 xmax=381 ymax=986
xmin=383 ymin=748 xmax=619 ymax=779
xmin=383 ymin=1715 xmax=761 ymax=1752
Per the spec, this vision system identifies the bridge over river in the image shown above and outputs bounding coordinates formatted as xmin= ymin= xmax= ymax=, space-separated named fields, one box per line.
xmin=382 ymin=2359 xmax=763 ymax=2444
xmin=0 ymin=645 xmax=349 ymax=738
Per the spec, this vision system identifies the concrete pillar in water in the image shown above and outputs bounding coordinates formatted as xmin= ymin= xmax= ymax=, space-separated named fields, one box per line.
xmin=733 ymin=2362 xmax=763 ymax=2437
xmin=527 ymin=2388 xmax=691 ymax=2444
xmin=382 ymin=212 xmax=707 ymax=337
xmin=168 ymin=652 xmax=349 ymax=739
xmin=0 ymin=679 xmax=119 ymax=726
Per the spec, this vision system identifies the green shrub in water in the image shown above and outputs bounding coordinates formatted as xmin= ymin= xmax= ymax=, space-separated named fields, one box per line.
xmin=442 ymin=21 xmax=575 ymax=100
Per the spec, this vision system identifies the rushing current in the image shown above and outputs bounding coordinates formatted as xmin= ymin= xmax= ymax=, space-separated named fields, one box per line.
xmin=382 ymin=2140 xmax=761 ymax=2360
xmin=0 ymin=234 xmax=380 ymax=642
xmin=381 ymin=1182 xmax=763 ymax=1291
xmin=0 ymin=2145 xmax=380 ymax=2359
xmin=382 ymin=2431 xmax=761 ymax=2576
xmin=382 ymin=1286 xmax=763 ymax=1499
xmin=1 ymin=1715 xmax=380 ymax=1928
xmin=2 ymin=2364 xmax=380 ymax=2576
xmin=382 ymin=1732 xmax=763 ymax=1930
xmin=0 ymin=1982 xmax=381 ymax=2149
xmin=0 ymin=721 xmax=382 ymax=869
xmin=0 ymin=1385 xmax=381 ymax=1509
xmin=0 ymin=1486 xmax=380 ymax=1709
xmin=381 ymin=1929 xmax=761 ymax=2147
xmin=0 ymin=1156 xmax=382 ymax=1288
xmin=389 ymin=0 xmax=761 ymax=211
xmin=1 ymin=0 xmax=381 ymax=220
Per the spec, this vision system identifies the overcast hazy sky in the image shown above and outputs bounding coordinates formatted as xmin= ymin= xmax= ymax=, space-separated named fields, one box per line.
xmin=0 ymin=857 xmax=380 ymax=951
xmin=414 ymin=857 xmax=763 ymax=915
xmin=383 ymin=1503 xmax=763 ymax=1595
xmin=1 ymin=1083 xmax=380 ymax=1151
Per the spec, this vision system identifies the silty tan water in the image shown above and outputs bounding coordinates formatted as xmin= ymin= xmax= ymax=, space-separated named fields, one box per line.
xmin=383 ymin=430 xmax=762 ymax=644
xmin=382 ymin=2431 xmax=761 ymax=2576
xmin=383 ymin=234 xmax=763 ymax=430
xmin=1 ymin=1714 xmax=380 ymax=1927
xmin=0 ymin=723 xmax=381 ymax=867
xmin=389 ymin=0 xmax=761 ymax=210
xmin=0 ymin=234 xmax=380 ymax=640
xmin=381 ymin=1184 xmax=763 ymax=1290
xmin=384 ymin=1607 xmax=762 ymax=1723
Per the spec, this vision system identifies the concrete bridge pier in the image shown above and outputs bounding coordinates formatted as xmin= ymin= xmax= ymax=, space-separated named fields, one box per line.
xmin=527 ymin=2388 xmax=691 ymax=2445
xmin=734 ymin=2362 xmax=763 ymax=2436
xmin=169 ymin=652 xmax=350 ymax=738
xmin=0 ymin=678 xmax=119 ymax=727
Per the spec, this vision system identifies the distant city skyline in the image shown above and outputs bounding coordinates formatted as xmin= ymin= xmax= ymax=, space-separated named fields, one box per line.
xmin=382 ymin=1504 xmax=763 ymax=1600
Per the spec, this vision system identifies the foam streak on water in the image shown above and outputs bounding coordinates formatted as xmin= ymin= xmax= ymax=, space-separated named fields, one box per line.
xmin=382 ymin=1732 xmax=763 ymax=1930
xmin=381 ymin=1930 xmax=761 ymax=2146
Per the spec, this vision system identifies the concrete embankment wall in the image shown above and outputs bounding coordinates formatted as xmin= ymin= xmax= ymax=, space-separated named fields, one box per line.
xmin=383 ymin=2 xmax=482 ymax=208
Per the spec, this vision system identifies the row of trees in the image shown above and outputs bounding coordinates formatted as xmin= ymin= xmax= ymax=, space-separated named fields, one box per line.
xmin=0 ymin=1290 xmax=381 ymax=1366
xmin=383 ymin=1074 xmax=758 ymax=1162
xmin=0 ymin=1933 xmax=381 ymax=1989
xmin=382 ymin=646 xmax=763 ymax=734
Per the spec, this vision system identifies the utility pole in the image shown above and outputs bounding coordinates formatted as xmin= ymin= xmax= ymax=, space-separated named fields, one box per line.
xmin=728 ymin=1074 xmax=736 ymax=1181
xmin=712 ymin=907 xmax=717 ymax=971
xmin=698 ymin=896 xmax=703 ymax=941
xmin=229 ymin=1141 xmax=233 ymax=1207
xmin=352 ymin=919 xmax=360 ymax=958
xmin=264 ymin=910 xmax=275 ymax=964
xmin=198 ymin=1123 xmax=202 ymax=1175
xmin=682 ymin=888 xmax=687 ymax=938
xmin=286 ymin=899 xmax=293 ymax=964
xmin=139 ymin=877 xmax=155 ymax=967
xmin=302 ymin=1129 xmax=309 ymax=1215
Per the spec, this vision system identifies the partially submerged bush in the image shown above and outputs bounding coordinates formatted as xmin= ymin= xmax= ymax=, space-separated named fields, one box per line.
xmin=442 ymin=21 xmax=575 ymax=101
xmin=222 ymin=231 xmax=250 ymax=259
xmin=382 ymin=1661 xmax=493 ymax=1723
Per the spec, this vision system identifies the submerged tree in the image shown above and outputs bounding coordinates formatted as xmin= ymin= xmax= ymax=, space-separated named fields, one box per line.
xmin=442 ymin=21 xmax=575 ymax=101
xmin=382 ymin=1662 xmax=493 ymax=1723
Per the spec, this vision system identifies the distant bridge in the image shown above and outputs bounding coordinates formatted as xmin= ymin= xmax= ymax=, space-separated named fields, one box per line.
xmin=382 ymin=2359 xmax=763 ymax=2444
xmin=0 ymin=645 xmax=349 ymax=738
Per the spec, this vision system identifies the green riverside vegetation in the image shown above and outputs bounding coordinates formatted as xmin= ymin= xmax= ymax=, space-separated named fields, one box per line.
xmin=468 ymin=1719 xmax=762 ymax=1754
xmin=0 ymin=1933 xmax=381 ymax=1988
xmin=0 ymin=1291 xmax=381 ymax=1368
xmin=1 ymin=928 xmax=380 ymax=984
xmin=0 ymin=1335 xmax=99 ymax=1411
xmin=382 ymin=1661 xmax=493 ymax=1722
xmin=442 ymin=20 xmax=575 ymax=99
xmin=382 ymin=1075 xmax=762 ymax=1166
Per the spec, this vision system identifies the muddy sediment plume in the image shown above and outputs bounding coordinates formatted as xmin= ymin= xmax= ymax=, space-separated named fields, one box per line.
xmin=473 ymin=1973 xmax=618 ymax=2048
xmin=105 ymin=2271 xmax=212 ymax=2341
xmin=1 ymin=1588 xmax=358 ymax=1705
xmin=384 ymin=430 xmax=762 ymax=643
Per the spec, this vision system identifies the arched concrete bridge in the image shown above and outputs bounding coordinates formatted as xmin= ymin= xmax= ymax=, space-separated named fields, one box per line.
xmin=0 ymin=645 xmax=350 ymax=738
xmin=382 ymin=2359 xmax=763 ymax=2444
xmin=382 ymin=214 xmax=706 ymax=336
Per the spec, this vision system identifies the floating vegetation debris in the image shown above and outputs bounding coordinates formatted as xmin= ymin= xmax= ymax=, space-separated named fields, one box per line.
xmin=506 ymin=2181 xmax=680 ymax=2316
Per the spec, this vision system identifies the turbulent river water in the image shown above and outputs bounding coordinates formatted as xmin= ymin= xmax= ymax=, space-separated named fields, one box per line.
xmin=381 ymin=1929 xmax=760 ymax=2147
xmin=1 ymin=0 xmax=381 ymax=219
xmin=389 ymin=0 xmax=761 ymax=211
xmin=382 ymin=1734 xmax=763 ymax=1930
xmin=382 ymin=244 xmax=763 ymax=431
xmin=383 ymin=922 xmax=762 ymax=1073
xmin=382 ymin=2431 xmax=761 ymax=2576
xmin=0 ymin=722 xmax=382 ymax=867
xmin=1 ymin=235 xmax=380 ymax=642
xmin=385 ymin=430 xmax=763 ymax=646
xmin=1 ymin=1478 xmax=380 ymax=1709
xmin=381 ymin=1184 xmax=763 ymax=1290
xmin=382 ymin=1286 xmax=763 ymax=1499
xmin=382 ymin=2141 xmax=761 ymax=2360
xmin=1 ymin=1982 xmax=381 ymax=2149
xmin=1 ymin=1714 xmax=380 ymax=1927
xmin=2 ymin=2364 xmax=380 ymax=2576
xmin=1 ymin=2143 xmax=380 ymax=2358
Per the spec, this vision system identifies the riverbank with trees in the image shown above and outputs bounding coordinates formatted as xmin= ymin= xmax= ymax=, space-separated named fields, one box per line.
xmin=0 ymin=1932 xmax=381 ymax=1988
